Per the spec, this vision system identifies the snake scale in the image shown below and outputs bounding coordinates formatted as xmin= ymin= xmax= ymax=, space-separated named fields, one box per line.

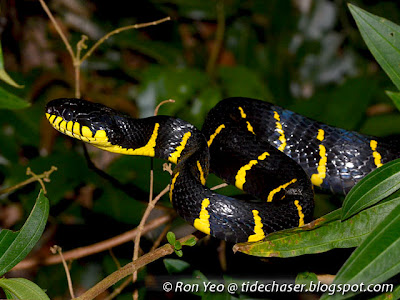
xmin=45 ymin=97 xmax=400 ymax=243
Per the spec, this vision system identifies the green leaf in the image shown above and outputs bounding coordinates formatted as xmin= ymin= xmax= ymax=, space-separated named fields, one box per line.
xmin=321 ymin=201 xmax=400 ymax=300
xmin=341 ymin=158 xmax=400 ymax=220
xmin=0 ymin=190 xmax=49 ymax=275
xmin=0 ymin=278 xmax=50 ymax=300
xmin=175 ymin=250 xmax=183 ymax=257
xmin=0 ymin=41 xmax=23 ymax=88
xmin=182 ymin=237 xmax=197 ymax=247
xmin=386 ymin=90 xmax=400 ymax=112
xmin=234 ymin=197 xmax=400 ymax=257
xmin=174 ymin=241 xmax=182 ymax=250
xmin=163 ymin=258 xmax=190 ymax=274
xmin=4 ymin=289 xmax=16 ymax=299
xmin=0 ymin=85 xmax=30 ymax=110
xmin=167 ymin=232 xmax=176 ymax=245
xmin=193 ymin=270 xmax=208 ymax=282
xmin=348 ymin=4 xmax=400 ymax=90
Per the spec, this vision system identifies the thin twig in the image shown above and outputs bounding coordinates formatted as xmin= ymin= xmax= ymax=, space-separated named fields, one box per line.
xmin=40 ymin=0 xmax=170 ymax=99
xmin=163 ymin=163 xmax=173 ymax=175
xmin=131 ymin=185 xmax=170 ymax=263
xmin=38 ymin=0 xmax=80 ymax=98
xmin=131 ymin=99 xmax=175 ymax=296
xmin=12 ymin=214 xmax=171 ymax=271
xmin=38 ymin=0 xmax=76 ymax=61
xmin=317 ymin=274 xmax=335 ymax=285
xmin=26 ymin=168 xmax=46 ymax=193
xmin=154 ymin=99 xmax=175 ymax=116
xmin=111 ymin=224 xmax=171 ymax=299
xmin=131 ymin=168 xmax=155 ymax=296
xmin=0 ymin=166 xmax=57 ymax=195
xmin=80 ymin=17 xmax=171 ymax=63
xmin=133 ymin=287 xmax=139 ymax=299
xmin=74 ymin=234 xmax=202 ymax=300
xmin=50 ymin=246 xmax=75 ymax=298
xmin=109 ymin=249 xmax=121 ymax=270
xmin=75 ymin=35 xmax=88 ymax=98
xmin=210 ymin=183 xmax=228 ymax=190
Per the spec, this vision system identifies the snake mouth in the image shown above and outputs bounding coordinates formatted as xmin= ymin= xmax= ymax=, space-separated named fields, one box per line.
xmin=45 ymin=112 xmax=111 ymax=145
xmin=45 ymin=98 xmax=118 ymax=147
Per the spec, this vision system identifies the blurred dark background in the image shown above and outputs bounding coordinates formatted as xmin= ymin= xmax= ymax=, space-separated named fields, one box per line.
xmin=1 ymin=0 xmax=400 ymax=299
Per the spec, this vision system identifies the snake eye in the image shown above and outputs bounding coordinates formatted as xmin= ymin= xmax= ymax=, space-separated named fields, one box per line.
xmin=63 ymin=109 xmax=74 ymax=121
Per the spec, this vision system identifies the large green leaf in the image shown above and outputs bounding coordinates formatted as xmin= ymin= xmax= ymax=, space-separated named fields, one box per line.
xmin=0 ymin=278 xmax=50 ymax=300
xmin=348 ymin=4 xmax=400 ymax=90
xmin=0 ymin=190 xmax=49 ymax=275
xmin=0 ymin=40 xmax=23 ymax=88
xmin=0 ymin=85 xmax=30 ymax=110
xmin=341 ymin=158 xmax=400 ymax=220
xmin=234 ymin=197 xmax=400 ymax=257
xmin=321 ymin=201 xmax=400 ymax=300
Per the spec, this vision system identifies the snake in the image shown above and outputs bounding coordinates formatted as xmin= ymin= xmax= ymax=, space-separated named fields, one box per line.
xmin=45 ymin=97 xmax=400 ymax=243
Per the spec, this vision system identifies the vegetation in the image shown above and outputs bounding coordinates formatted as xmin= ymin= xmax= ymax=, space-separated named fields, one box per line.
xmin=2 ymin=0 xmax=400 ymax=299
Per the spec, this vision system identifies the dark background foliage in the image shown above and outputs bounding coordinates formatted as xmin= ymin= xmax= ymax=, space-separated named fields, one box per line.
xmin=1 ymin=0 xmax=400 ymax=299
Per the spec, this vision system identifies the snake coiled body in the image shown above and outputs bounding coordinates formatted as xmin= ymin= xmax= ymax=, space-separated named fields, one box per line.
xmin=45 ymin=97 xmax=400 ymax=243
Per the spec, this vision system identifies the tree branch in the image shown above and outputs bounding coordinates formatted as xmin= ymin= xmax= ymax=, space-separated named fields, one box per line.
xmin=74 ymin=233 xmax=202 ymax=300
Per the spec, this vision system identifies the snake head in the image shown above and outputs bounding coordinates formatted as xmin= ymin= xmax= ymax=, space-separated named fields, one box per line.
xmin=45 ymin=98 xmax=126 ymax=147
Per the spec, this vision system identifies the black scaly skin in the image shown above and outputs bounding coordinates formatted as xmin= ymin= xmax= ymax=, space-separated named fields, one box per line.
xmin=45 ymin=98 xmax=207 ymax=163
xmin=203 ymin=97 xmax=400 ymax=195
xmin=45 ymin=97 xmax=397 ymax=243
